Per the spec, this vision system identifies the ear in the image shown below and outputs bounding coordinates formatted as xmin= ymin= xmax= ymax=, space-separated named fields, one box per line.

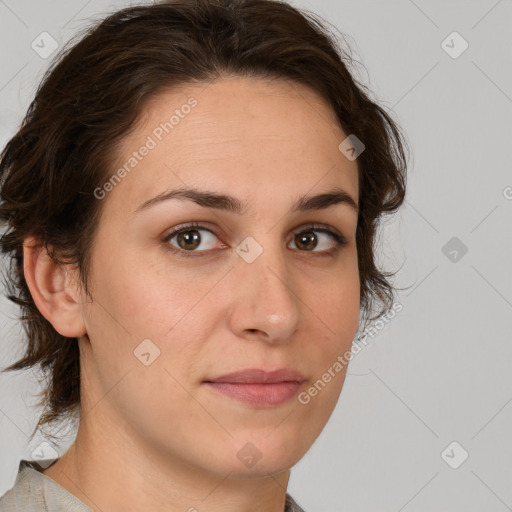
xmin=23 ymin=236 xmax=87 ymax=338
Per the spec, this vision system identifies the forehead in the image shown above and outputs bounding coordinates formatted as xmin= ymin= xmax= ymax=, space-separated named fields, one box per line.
xmin=105 ymin=75 xmax=359 ymax=216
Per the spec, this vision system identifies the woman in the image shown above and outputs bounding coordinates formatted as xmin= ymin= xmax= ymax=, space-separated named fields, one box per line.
xmin=0 ymin=0 xmax=408 ymax=510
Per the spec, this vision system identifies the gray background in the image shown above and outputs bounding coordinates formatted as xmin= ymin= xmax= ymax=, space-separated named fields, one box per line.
xmin=1 ymin=0 xmax=511 ymax=511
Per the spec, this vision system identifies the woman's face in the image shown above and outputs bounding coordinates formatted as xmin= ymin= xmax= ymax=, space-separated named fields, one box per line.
xmin=77 ymin=75 xmax=360 ymax=478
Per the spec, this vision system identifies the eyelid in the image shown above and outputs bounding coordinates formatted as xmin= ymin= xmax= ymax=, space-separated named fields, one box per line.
xmin=162 ymin=221 xmax=224 ymax=257
xmin=162 ymin=221 xmax=348 ymax=258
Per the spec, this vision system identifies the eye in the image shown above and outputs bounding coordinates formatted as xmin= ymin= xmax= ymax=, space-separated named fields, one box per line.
xmin=162 ymin=222 xmax=221 ymax=258
xmin=162 ymin=222 xmax=348 ymax=259
xmin=290 ymin=225 xmax=347 ymax=254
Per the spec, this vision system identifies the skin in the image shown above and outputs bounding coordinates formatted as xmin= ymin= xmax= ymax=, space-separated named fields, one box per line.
xmin=23 ymin=75 xmax=360 ymax=512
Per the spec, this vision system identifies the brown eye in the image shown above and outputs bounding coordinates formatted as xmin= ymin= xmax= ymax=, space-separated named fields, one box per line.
xmin=176 ymin=229 xmax=201 ymax=250
xmin=163 ymin=223 xmax=219 ymax=257
xmin=290 ymin=226 xmax=347 ymax=254
xmin=294 ymin=231 xmax=318 ymax=251
xmin=163 ymin=222 xmax=347 ymax=259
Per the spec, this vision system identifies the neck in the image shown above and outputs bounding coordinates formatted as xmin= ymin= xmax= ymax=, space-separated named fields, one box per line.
xmin=41 ymin=413 xmax=292 ymax=512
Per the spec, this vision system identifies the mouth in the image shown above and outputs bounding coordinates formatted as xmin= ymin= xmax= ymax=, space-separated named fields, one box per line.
xmin=204 ymin=368 xmax=306 ymax=384
xmin=203 ymin=368 xmax=306 ymax=407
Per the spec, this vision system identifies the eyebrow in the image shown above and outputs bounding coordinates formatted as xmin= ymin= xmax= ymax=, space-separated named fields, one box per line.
xmin=134 ymin=185 xmax=359 ymax=215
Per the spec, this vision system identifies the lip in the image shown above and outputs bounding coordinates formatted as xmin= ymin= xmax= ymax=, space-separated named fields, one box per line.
xmin=204 ymin=368 xmax=306 ymax=384
xmin=203 ymin=368 xmax=306 ymax=407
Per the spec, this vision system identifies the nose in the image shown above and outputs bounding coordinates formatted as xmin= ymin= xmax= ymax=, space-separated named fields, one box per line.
xmin=226 ymin=241 xmax=301 ymax=345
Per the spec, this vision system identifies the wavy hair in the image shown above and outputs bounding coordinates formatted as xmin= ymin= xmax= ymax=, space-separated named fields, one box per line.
xmin=0 ymin=0 xmax=409 ymax=442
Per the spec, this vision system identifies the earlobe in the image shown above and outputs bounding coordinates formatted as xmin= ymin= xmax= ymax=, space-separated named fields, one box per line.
xmin=23 ymin=236 xmax=87 ymax=338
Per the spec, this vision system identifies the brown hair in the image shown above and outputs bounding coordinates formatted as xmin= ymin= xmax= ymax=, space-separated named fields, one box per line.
xmin=0 ymin=0 xmax=408 ymax=443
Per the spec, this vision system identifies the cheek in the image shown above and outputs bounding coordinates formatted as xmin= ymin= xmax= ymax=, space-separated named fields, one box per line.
xmin=306 ymin=259 xmax=360 ymax=338
xmin=300 ymin=262 xmax=360 ymax=405
xmin=88 ymin=251 xmax=211 ymax=340
xmin=83 ymin=261 xmax=224 ymax=399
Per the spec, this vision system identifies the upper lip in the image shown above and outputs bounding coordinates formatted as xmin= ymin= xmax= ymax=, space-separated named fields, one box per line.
xmin=204 ymin=368 xmax=306 ymax=384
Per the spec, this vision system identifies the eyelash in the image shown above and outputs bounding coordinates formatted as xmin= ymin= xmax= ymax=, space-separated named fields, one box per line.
xmin=162 ymin=221 xmax=348 ymax=260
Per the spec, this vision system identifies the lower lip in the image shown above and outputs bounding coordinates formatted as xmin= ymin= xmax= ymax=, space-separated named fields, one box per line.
xmin=204 ymin=381 xmax=303 ymax=407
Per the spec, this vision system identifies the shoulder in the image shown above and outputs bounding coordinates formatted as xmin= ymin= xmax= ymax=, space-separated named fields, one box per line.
xmin=285 ymin=492 xmax=308 ymax=512
xmin=0 ymin=460 xmax=92 ymax=512
xmin=0 ymin=461 xmax=305 ymax=512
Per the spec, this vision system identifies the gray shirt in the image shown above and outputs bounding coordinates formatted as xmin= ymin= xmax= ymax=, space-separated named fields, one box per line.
xmin=0 ymin=460 xmax=306 ymax=512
